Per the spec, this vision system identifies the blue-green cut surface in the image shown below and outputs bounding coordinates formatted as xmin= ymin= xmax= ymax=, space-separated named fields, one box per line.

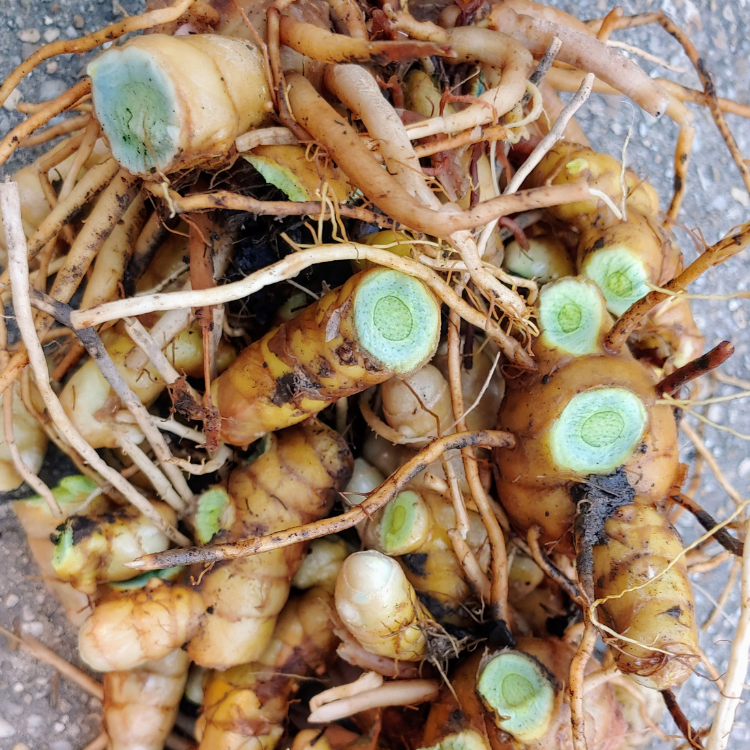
xmin=539 ymin=278 xmax=606 ymax=355
xmin=353 ymin=269 xmax=440 ymax=375
xmin=88 ymin=47 xmax=180 ymax=174
xmin=477 ymin=651 xmax=555 ymax=742
xmin=582 ymin=247 xmax=650 ymax=317
xmin=550 ymin=387 xmax=647 ymax=474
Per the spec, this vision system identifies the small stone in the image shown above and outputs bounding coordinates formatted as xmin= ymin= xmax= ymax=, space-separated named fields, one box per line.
xmin=12 ymin=683 xmax=23 ymax=693
xmin=17 ymin=28 xmax=41 ymax=43
xmin=13 ymin=744 xmax=31 ymax=750
xmin=73 ymin=15 xmax=85 ymax=29
xmin=5 ymin=593 xmax=19 ymax=607
xmin=54 ymin=722 xmax=65 ymax=733
xmin=21 ymin=621 xmax=44 ymax=638
xmin=731 ymin=187 xmax=750 ymax=208
xmin=50 ymin=742 xmax=73 ymax=750
xmin=739 ymin=457 xmax=750 ymax=479
xmin=2 ymin=88 xmax=22 ymax=112
xmin=0 ymin=717 xmax=16 ymax=739
xmin=38 ymin=79 xmax=67 ymax=101
xmin=26 ymin=714 xmax=43 ymax=730
xmin=21 ymin=604 xmax=34 ymax=621
xmin=45 ymin=60 xmax=58 ymax=74
xmin=44 ymin=16 xmax=55 ymax=26
xmin=707 ymin=404 xmax=725 ymax=424
xmin=3 ymin=703 xmax=23 ymax=718
xmin=51 ymin=2 xmax=61 ymax=12
xmin=43 ymin=28 xmax=60 ymax=43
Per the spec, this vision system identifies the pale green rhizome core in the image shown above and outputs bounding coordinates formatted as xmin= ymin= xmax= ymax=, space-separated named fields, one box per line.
xmin=110 ymin=566 xmax=184 ymax=591
xmin=380 ymin=490 xmax=429 ymax=555
xmin=538 ymin=277 xmax=606 ymax=356
xmin=88 ymin=47 xmax=180 ymax=175
xmin=582 ymin=246 xmax=650 ymax=317
xmin=195 ymin=487 xmax=235 ymax=544
xmin=24 ymin=474 xmax=99 ymax=509
xmin=353 ymin=269 xmax=440 ymax=375
xmin=244 ymin=155 xmax=310 ymax=202
xmin=550 ymin=387 xmax=647 ymax=474
xmin=476 ymin=651 xmax=556 ymax=742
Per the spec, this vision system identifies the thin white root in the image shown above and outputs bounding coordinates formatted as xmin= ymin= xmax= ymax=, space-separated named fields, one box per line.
xmin=235 ymin=126 xmax=298 ymax=152
xmin=505 ymin=72 xmax=595 ymax=195
xmin=123 ymin=317 xmax=201 ymax=402
xmin=170 ymin=443 xmax=233 ymax=475
xmin=582 ymin=663 xmax=620 ymax=693
xmin=68 ymin=243 xmax=533 ymax=366
xmin=115 ymin=432 xmax=186 ymax=511
xmin=706 ymin=511 xmax=750 ymax=750
xmin=307 ymin=680 xmax=440 ymax=723
xmin=124 ymin=308 xmax=194 ymax=371
xmin=447 ymin=528 xmax=491 ymax=601
xmin=309 ymin=671 xmax=384 ymax=712
xmin=0 ymin=182 xmax=191 ymax=548
xmin=681 ymin=421 xmax=743 ymax=506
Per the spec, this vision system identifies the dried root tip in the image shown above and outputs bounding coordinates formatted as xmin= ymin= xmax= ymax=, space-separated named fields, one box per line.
xmin=538 ymin=277 xmax=607 ymax=356
xmin=476 ymin=650 xmax=556 ymax=743
xmin=51 ymin=503 xmax=177 ymax=595
xmin=502 ymin=236 xmax=574 ymax=284
xmin=194 ymin=487 xmax=235 ymax=544
xmin=88 ymin=34 xmax=269 ymax=175
xmin=581 ymin=246 xmax=651 ymax=317
xmin=418 ymin=729 xmax=490 ymax=750
xmin=379 ymin=490 xmax=430 ymax=555
xmin=550 ymin=387 xmax=647 ymax=474
xmin=353 ymin=269 xmax=441 ymax=375
xmin=335 ymin=550 xmax=428 ymax=661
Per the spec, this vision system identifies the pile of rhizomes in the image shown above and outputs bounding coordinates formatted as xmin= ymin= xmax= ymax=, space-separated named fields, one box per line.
xmin=0 ymin=1 xmax=749 ymax=749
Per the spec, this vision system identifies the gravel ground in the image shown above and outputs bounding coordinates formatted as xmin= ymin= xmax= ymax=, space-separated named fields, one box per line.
xmin=0 ymin=0 xmax=749 ymax=748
